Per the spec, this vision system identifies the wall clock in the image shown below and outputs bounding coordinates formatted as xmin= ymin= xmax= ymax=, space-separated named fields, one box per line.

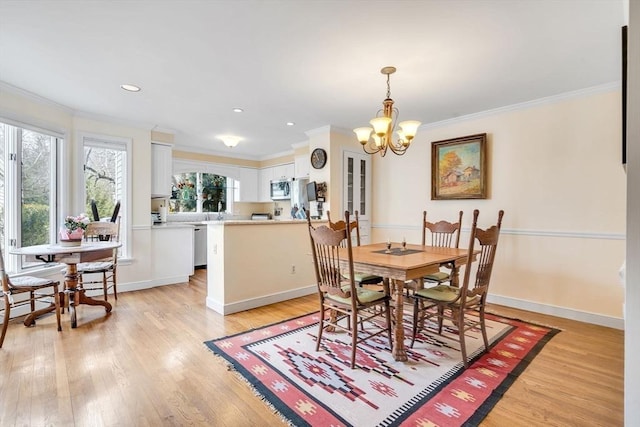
xmin=310 ymin=148 xmax=327 ymax=169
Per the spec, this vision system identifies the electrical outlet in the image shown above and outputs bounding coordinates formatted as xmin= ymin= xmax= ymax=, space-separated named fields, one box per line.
xmin=291 ymin=265 xmax=296 ymax=274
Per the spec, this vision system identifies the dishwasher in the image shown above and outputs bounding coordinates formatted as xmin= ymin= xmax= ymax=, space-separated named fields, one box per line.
xmin=193 ymin=226 xmax=207 ymax=268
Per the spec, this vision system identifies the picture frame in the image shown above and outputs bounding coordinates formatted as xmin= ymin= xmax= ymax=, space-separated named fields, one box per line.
xmin=431 ymin=133 xmax=487 ymax=200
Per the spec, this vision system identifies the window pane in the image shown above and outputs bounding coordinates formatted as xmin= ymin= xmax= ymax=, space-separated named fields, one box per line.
xmin=202 ymin=173 xmax=226 ymax=212
xmin=21 ymin=130 xmax=52 ymax=247
xmin=84 ymin=145 xmax=119 ymax=219
xmin=171 ymin=173 xmax=197 ymax=212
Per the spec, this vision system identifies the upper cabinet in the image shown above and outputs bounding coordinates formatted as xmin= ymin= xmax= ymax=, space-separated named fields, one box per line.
xmin=235 ymin=167 xmax=259 ymax=202
xmin=295 ymin=154 xmax=310 ymax=178
xmin=151 ymin=142 xmax=173 ymax=197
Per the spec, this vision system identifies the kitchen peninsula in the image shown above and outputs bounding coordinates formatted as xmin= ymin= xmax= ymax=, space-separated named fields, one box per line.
xmin=205 ymin=219 xmax=318 ymax=315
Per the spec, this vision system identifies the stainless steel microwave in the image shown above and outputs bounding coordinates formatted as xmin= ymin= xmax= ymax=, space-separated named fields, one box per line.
xmin=270 ymin=179 xmax=291 ymax=200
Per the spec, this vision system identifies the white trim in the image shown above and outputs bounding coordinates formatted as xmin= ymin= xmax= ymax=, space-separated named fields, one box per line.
xmin=487 ymin=294 xmax=624 ymax=330
xmin=421 ymin=82 xmax=620 ymax=130
xmin=206 ymin=284 xmax=316 ymax=315
xmin=372 ymin=224 xmax=625 ymax=241
xmin=0 ymin=80 xmax=75 ymax=114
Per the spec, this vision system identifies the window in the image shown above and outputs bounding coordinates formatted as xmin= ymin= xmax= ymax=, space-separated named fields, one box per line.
xmin=81 ymin=134 xmax=130 ymax=257
xmin=170 ymin=172 xmax=234 ymax=213
xmin=0 ymin=121 xmax=60 ymax=273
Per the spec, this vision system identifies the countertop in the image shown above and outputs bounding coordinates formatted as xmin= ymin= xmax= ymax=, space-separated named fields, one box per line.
xmin=152 ymin=219 xmax=323 ymax=228
xmin=203 ymin=219 xmax=323 ymax=226
xmin=151 ymin=223 xmax=197 ymax=229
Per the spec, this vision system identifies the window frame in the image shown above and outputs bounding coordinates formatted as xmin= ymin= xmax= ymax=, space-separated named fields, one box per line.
xmin=77 ymin=132 xmax=132 ymax=259
xmin=0 ymin=117 xmax=64 ymax=274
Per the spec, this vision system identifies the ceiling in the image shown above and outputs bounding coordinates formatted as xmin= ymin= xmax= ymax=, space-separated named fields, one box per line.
xmin=0 ymin=0 xmax=625 ymax=160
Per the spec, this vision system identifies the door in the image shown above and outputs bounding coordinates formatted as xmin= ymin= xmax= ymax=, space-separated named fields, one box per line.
xmin=343 ymin=151 xmax=372 ymax=244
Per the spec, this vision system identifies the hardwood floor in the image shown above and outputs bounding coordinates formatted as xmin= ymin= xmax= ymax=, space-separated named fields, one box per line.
xmin=0 ymin=270 xmax=623 ymax=426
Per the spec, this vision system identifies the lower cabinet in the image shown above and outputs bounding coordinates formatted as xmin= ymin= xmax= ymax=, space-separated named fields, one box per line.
xmin=151 ymin=226 xmax=194 ymax=284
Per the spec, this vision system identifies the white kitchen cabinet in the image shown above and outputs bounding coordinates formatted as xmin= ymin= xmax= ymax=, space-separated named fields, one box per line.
xmin=151 ymin=226 xmax=194 ymax=283
xmin=258 ymin=167 xmax=273 ymax=202
xmin=151 ymin=142 xmax=173 ymax=197
xmin=295 ymin=154 xmax=310 ymax=178
xmin=236 ymin=167 xmax=259 ymax=202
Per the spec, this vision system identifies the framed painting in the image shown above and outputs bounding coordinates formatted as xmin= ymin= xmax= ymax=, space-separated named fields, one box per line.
xmin=431 ymin=133 xmax=487 ymax=200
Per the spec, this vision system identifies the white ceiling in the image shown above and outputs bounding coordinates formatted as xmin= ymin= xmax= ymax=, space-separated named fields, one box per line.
xmin=0 ymin=0 xmax=625 ymax=159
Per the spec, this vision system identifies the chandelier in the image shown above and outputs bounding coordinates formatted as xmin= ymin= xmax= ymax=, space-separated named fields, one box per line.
xmin=353 ymin=66 xmax=421 ymax=157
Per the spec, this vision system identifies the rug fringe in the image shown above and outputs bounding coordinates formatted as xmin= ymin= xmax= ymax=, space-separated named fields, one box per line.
xmin=201 ymin=342 xmax=297 ymax=426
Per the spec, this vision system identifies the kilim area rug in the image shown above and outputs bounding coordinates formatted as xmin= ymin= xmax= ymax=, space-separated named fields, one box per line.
xmin=204 ymin=311 xmax=559 ymax=427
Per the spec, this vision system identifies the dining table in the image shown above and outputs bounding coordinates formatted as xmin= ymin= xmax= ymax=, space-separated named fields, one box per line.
xmin=338 ymin=242 xmax=477 ymax=362
xmin=10 ymin=241 xmax=121 ymax=328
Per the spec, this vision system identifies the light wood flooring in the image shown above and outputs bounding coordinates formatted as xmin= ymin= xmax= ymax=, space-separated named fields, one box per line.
xmin=0 ymin=270 xmax=623 ymax=426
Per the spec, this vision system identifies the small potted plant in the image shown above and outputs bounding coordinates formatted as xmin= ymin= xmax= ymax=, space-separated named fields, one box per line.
xmin=60 ymin=213 xmax=90 ymax=246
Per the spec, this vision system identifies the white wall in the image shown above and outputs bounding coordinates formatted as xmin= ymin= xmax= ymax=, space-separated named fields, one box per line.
xmin=372 ymin=88 xmax=626 ymax=327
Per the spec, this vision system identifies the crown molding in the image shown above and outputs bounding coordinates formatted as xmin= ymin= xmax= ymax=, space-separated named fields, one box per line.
xmin=0 ymin=80 xmax=75 ymax=114
xmin=421 ymin=81 xmax=621 ymax=130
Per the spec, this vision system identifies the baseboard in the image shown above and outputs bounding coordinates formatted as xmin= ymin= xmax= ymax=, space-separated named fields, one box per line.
xmin=487 ymin=294 xmax=624 ymax=330
xmin=206 ymin=285 xmax=317 ymax=315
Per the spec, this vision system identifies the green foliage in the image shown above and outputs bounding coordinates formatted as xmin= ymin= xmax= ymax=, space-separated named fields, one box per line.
xmin=22 ymin=204 xmax=50 ymax=246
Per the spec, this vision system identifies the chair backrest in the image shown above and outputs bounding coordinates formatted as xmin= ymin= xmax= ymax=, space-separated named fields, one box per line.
xmin=84 ymin=219 xmax=120 ymax=242
xmin=422 ymin=210 xmax=463 ymax=248
xmin=459 ymin=209 xmax=504 ymax=304
xmin=308 ymin=211 xmax=356 ymax=301
xmin=327 ymin=210 xmax=361 ymax=247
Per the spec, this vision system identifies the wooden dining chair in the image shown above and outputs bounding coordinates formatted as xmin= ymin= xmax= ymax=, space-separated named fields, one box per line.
xmin=1 ymin=244 xmax=62 ymax=348
xmin=307 ymin=211 xmax=393 ymax=369
xmin=410 ymin=209 xmax=504 ymax=368
xmin=421 ymin=210 xmax=464 ymax=286
xmin=77 ymin=219 xmax=120 ymax=301
xmin=326 ymin=210 xmax=383 ymax=287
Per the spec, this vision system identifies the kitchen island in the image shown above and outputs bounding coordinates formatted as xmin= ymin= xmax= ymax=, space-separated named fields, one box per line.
xmin=205 ymin=219 xmax=319 ymax=315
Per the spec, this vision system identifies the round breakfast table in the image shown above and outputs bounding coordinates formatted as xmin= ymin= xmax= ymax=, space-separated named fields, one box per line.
xmin=10 ymin=241 xmax=121 ymax=328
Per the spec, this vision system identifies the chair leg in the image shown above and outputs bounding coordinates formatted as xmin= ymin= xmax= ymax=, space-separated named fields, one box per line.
xmin=385 ymin=301 xmax=393 ymax=349
xmin=437 ymin=306 xmax=444 ymax=334
xmin=103 ymin=272 xmax=108 ymax=301
xmin=351 ymin=312 xmax=357 ymax=369
xmin=457 ymin=310 xmax=468 ymax=368
xmin=479 ymin=306 xmax=489 ymax=351
xmin=316 ymin=305 xmax=325 ymax=352
xmin=53 ymin=285 xmax=62 ymax=332
xmin=0 ymin=296 xmax=11 ymax=348
xmin=410 ymin=297 xmax=420 ymax=348
xmin=59 ymin=291 xmax=66 ymax=314
xmin=112 ymin=270 xmax=118 ymax=301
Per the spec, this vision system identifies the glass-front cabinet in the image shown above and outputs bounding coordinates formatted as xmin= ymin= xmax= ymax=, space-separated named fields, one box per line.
xmin=343 ymin=151 xmax=372 ymax=244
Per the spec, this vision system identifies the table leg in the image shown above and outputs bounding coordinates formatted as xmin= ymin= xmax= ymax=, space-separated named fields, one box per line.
xmin=450 ymin=263 xmax=460 ymax=288
xmin=23 ymin=303 xmax=56 ymax=327
xmin=63 ymin=263 xmax=112 ymax=328
xmin=392 ymin=278 xmax=408 ymax=362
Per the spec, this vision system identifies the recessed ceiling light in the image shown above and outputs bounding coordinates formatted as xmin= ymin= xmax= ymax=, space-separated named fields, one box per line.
xmin=286 ymin=122 xmax=295 ymax=126
xmin=232 ymin=108 xmax=244 ymax=113
xmin=120 ymin=84 xmax=141 ymax=92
